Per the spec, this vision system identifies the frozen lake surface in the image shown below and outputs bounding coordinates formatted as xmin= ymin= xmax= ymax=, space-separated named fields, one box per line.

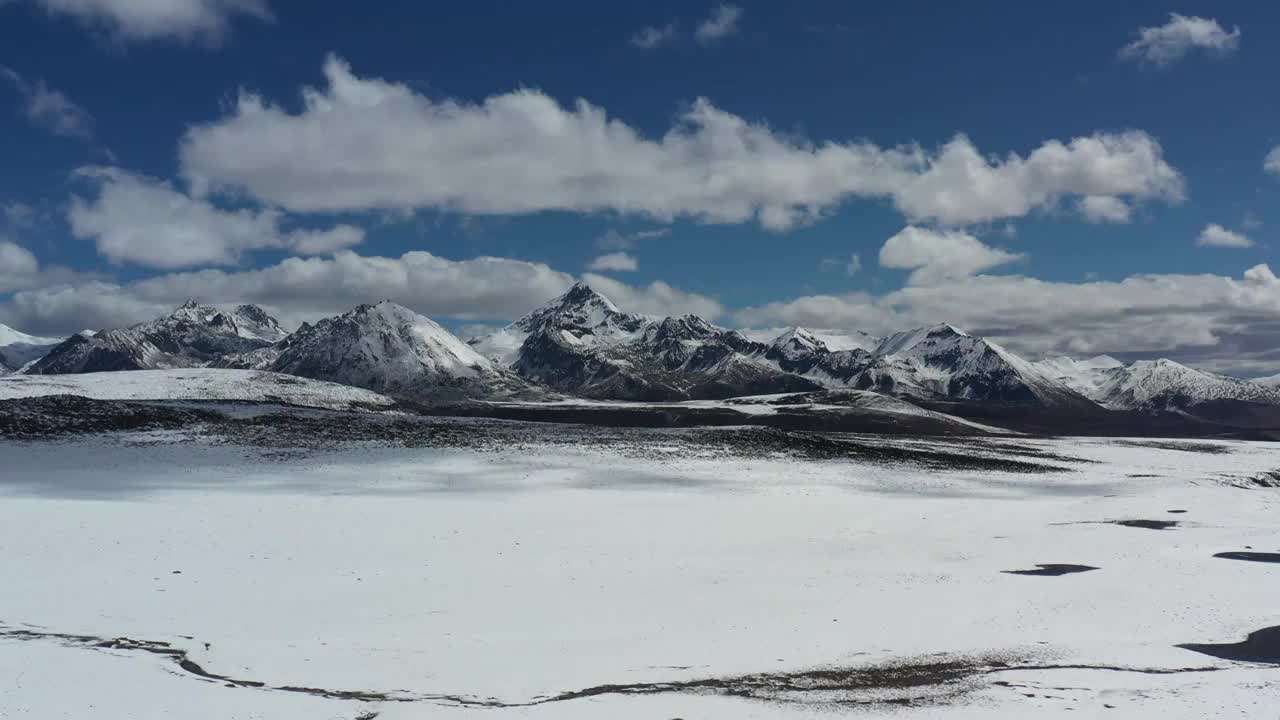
xmin=1 ymin=425 xmax=1278 ymax=718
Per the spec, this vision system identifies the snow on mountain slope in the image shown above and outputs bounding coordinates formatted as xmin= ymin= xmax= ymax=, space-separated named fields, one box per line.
xmin=806 ymin=329 xmax=881 ymax=353
xmin=854 ymin=324 xmax=1096 ymax=407
xmin=1254 ymin=372 xmax=1280 ymax=387
xmin=1031 ymin=355 xmax=1125 ymax=398
xmin=473 ymin=283 xmax=818 ymax=401
xmin=0 ymin=369 xmax=394 ymax=410
xmin=0 ymin=324 xmax=63 ymax=372
xmin=743 ymin=327 xmax=881 ymax=353
xmin=266 ymin=301 xmax=530 ymax=400
xmin=1092 ymin=359 xmax=1280 ymax=412
xmin=753 ymin=327 xmax=873 ymax=387
xmin=769 ymin=328 xmax=829 ymax=362
xmin=469 ymin=282 xmax=650 ymax=367
xmin=26 ymin=301 xmax=286 ymax=375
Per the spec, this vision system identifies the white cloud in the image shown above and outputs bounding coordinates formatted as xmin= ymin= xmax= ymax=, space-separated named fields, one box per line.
xmin=695 ymin=4 xmax=742 ymax=45
xmin=0 ymin=241 xmax=40 ymax=291
xmin=819 ymin=253 xmax=861 ymax=276
xmin=0 ymin=249 xmax=721 ymax=335
xmin=735 ymin=264 xmax=1280 ymax=375
xmin=2 ymin=202 xmax=39 ymax=228
xmin=630 ymin=23 xmax=676 ymax=49
xmin=878 ymin=226 xmax=1022 ymax=285
xmin=178 ymin=56 xmax=1184 ymax=231
xmin=0 ymin=66 xmax=93 ymax=138
xmin=286 ymin=224 xmax=365 ymax=255
xmin=0 ymin=238 xmax=100 ymax=293
xmin=581 ymin=273 xmax=722 ymax=320
xmin=0 ymin=250 xmax=574 ymax=334
xmin=29 ymin=0 xmax=272 ymax=43
xmin=594 ymin=228 xmax=669 ymax=250
xmin=1119 ymin=14 xmax=1240 ymax=66
xmin=68 ymin=166 xmax=365 ymax=268
xmin=586 ymin=252 xmax=638 ymax=272
xmin=1265 ymin=146 xmax=1280 ymax=175
xmin=1196 ymin=223 xmax=1253 ymax=248
xmin=1078 ymin=195 xmax=1131 ymax=223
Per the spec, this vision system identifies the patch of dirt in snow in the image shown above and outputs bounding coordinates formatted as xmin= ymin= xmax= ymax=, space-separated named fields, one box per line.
xmin=1222 ymin=469 xmax=1280 ymax=489
xmin=1213 ymin=551 xmax=1280 ymax=564
xmin=1001 ymin=564 xmax=1100 ymax=577
xmin=1111 ymin=439 xmax=1232 ymax=454
xmin=0 ymin=395 xmax=223 ymax=437
xmin=1178 ymin=626 xmax=1280 ymax=665
xmin=1053 ymin=519 xmax=1182 ymax=531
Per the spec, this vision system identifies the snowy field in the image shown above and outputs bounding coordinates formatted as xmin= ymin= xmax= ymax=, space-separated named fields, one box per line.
xmin=1 ymin=427 xmax=1278 ymax=719
xmin=0 ymin=369 xmax=395 ymax=410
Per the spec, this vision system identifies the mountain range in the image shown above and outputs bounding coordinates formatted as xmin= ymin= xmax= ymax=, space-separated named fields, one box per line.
xmin=3 ymin=283 xmax=1279 ymax=435
xmin=25 ymin=300 xmax=286 ymax=374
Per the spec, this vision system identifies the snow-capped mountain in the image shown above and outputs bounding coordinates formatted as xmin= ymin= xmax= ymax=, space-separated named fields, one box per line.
xmin=1255 ymin=372 xmax=1280 ymax=388
xmin=469 ymin=282 xmax=650 ymax=367
xmin=1032 ymin=355 xmax=1125 ymax=399
xmin=0 ymin=324 xmax=63 ymax=373
xmin=471 ymin=283 xmax=820 ymax=401
xmin=1035 ymin=356 xmax=1280 ymax=413
xmin=754 ymin=328 xmax=873 ymax=387
xmin=1094 ymin=359 xmax=1280 ymax=411
xmin=473 ymin=288 xmax=1093 ymax=407
xmin=26 ymin=301 xmax=287 ymax=375
xmin=847 ymin=324 xmax=1096 ymax=407
xmin=260 ymin=301 xmax=531 ymax=400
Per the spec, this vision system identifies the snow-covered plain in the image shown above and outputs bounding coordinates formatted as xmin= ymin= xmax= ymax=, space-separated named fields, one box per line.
xmin=0 ymin=368 xmax=395 ymax=410
xmin=1 ymin=429 xmax=1278 ymax=719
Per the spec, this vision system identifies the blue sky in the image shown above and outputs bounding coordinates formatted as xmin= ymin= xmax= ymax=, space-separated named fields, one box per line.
xmin=2 ymin=1 xmax=1279 ymax=375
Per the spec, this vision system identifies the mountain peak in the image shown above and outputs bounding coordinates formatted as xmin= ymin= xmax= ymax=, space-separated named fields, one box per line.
xmin=926 ymin=322 xmax=968 ymax=338
xmin=556 ymin=282 xmax=619 ymax=313
xmin=772 ymin=327 xmax=822 ymax=347
xmin=875 ymin=323 xmax=971 ymax=357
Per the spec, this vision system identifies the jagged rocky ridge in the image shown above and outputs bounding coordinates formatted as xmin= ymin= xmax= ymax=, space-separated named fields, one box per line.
xmin=470 ymin=286 xmax=1096 ymax=407
xmin=26 ymin=301 xmax=286 ymax=374
xmin=470 ymin=283 xmax=820 ymax=401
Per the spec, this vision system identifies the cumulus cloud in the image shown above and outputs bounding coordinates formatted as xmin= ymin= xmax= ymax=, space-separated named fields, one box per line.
xmin=878 ymin=226 xmax=1022 ymax=284
xmin=1265 ymin=146 xmax=1280 ymax=175
xmin=0 ymin=250 xmax=721 ymax=335
xmin=581 ymin=273 xmax=722 ymax=320
xmin=586 ymin=252 xmax=638 ymax=272
xmin=2 ymin=202 xmax=40 ymax=228
xmin=594 ymin=228 xmax=669 ymax=250
xmin=178 ymin=55 xmax=1183 ymax=231
xmin=1078 ymin=195 xmax=1131 ymax=223
xmin=630 ymin=23 xmax=676 ymax=49
xmin=0 ymin=238 xmax=100 ymax=294
xmin=819 ymin=253 xmax=861 ymax=276
xmin=1196 ymin=223 xmax=1253 ymax=248
xmin=0 ymin=66 xmax=93 ymax=138
xmin=27 ymin=0 xmax=272 ymax=43
xmin=1119 ymin=14 xmax=1240 ymax=66
xmin=0 ymin=241 xmax=40 ymax=291
xmin=68 ymin=166 xmax=364 ymax=268
xmin=695 ymin=4 xmax=742 ymax=45
xmin=736 ymin=264 xmax=1280 ymax=376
